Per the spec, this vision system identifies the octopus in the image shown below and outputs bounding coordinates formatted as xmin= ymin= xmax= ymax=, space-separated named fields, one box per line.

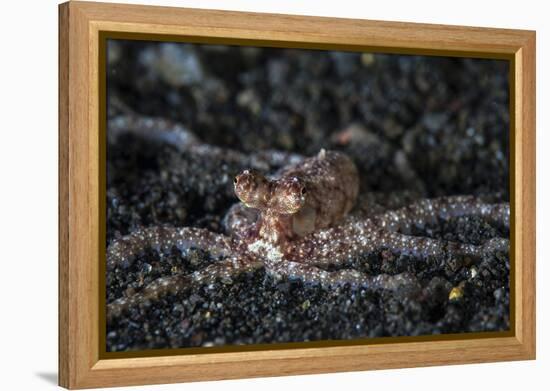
xmin=106 ymin=118 xmax=510 ymax=321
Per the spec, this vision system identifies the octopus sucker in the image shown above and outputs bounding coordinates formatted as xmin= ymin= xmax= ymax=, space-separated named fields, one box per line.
xmin=106 ymin=144 xmax=510 ymax=320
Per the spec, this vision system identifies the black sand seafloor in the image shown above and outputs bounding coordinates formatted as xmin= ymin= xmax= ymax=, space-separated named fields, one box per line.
xmin=106 ymin=40 xmax=510 ymax=352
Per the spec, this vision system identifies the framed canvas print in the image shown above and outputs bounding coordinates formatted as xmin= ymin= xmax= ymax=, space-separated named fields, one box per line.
xmin=58 ymin=1 xmax=536 ymax=389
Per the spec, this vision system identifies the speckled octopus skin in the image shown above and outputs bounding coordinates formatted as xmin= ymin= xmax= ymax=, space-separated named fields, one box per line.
xmin=106 ymin=146 xmax=509 ymax=320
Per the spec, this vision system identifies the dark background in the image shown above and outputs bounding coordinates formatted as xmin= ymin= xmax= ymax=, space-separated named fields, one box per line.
xmin=106 ymin=40 xmax=510 ymax=351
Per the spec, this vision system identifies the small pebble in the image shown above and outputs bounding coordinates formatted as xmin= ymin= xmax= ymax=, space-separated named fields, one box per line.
xmin=449 ymin=286 xmax=464 ymax=301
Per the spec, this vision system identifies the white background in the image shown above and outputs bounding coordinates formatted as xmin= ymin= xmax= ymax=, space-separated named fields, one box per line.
xmin=0 ymin=0 xmax=546 ymax=389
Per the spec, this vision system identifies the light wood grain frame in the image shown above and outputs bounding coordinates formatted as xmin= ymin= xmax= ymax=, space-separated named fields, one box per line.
xmin=59 ymin=1 xmax=536 ymax=388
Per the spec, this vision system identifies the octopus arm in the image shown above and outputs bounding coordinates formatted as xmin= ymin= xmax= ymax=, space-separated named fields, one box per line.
xmin=108 ymin=114 xmax=200 ymax=150
xmin=193 ymin=144 xmax=303 ymax=172
xmin=376 ymin=232 xmax=509 ymax=259
xmin=248 ymin=149 xmax=304 ymax=170
xmin=223 ymin=203 xmax=259 ymax=240
xmin=107 ymin=256 xmax=263 ymax=321
xmin=109 ymin=113 xmax=304 ymax=171
xmin=265 ymin=260 xmax=419 ymax=290
xmin=374 ymin=196 xmax=510 ymax=233
xmin=107 ymin=226 xmax=234 ymax=271
xmin=285 ymin=217 xmax=509 ymax=267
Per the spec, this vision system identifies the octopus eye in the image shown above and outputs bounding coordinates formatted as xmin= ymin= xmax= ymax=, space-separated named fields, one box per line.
xmin=233 ymin=177 xmax=238 ymax=184
xmin=301 ymin=187 xmax=307 ymax=196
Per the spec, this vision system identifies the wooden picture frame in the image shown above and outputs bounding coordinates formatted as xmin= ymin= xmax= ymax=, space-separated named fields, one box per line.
xmin=59 ymin=1 xmax=536 ymax=388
